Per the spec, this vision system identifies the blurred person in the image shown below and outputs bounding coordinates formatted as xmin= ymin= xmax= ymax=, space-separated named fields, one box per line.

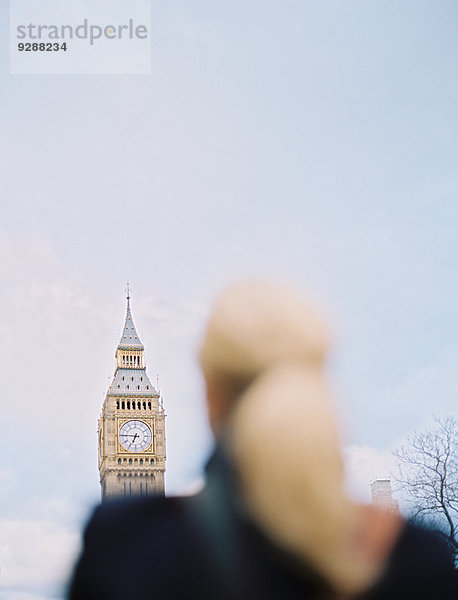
xmin=69 ymin=281 xmax=457 ymax=599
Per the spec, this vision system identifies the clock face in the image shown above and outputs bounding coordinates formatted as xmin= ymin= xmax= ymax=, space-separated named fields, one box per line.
xmin=119 ymin=420 xmax=152 ymax=452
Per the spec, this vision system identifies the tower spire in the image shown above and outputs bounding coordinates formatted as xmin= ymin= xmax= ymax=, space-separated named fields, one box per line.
xmin=118 ymin=285 xmax=143 ymax=350
xmin=126 ymin=282 xmax=131 ymax=309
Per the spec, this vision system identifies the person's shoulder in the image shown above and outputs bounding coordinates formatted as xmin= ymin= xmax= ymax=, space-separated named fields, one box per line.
xmin=394 ymin=520 xmax=454 ymax=568
xmin=83 ymin=494 xmax=189 ymax=539
xmin=369 ymin=520 xmax=458 ymax=599
xmin=69 ymin=495 xmax=203 ymax=599
xmin=90 ymin=494 xmax=185 ymax=521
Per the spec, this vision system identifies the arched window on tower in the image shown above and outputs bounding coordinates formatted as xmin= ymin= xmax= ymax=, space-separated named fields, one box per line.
xmin=148 ymin=402 xmax=151 ymax=410
xmin=140 ymin=458 xmax=143 ymax=465
xmin=122 ymin=401 xmax=125 ymax=409
xmin=143 ymin=402 xmax=146 ymax=410
xmin=116 ymin=401 xmax=120 ymax=409
xmin=118 ymin=458 xmax=121 ymax=465
xmin=129 ymin=458 xmax=132 ymax=465
xmin=127 ymin=401 xmax=130 ymax=409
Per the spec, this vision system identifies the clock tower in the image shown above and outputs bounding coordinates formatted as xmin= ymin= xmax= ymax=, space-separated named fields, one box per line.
xmin=98 ymin=291 xmax=166 ymax=499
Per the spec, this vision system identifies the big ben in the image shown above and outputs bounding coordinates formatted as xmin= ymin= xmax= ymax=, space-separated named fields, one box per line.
xmin=98 ymin=290 xmax=166 ymax=499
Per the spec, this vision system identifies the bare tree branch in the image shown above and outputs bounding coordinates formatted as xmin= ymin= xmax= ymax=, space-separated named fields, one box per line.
xmin=393 ymin=416 xmax=458 ymax=560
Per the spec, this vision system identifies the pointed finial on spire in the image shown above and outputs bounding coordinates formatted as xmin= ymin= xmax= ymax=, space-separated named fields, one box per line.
xmin=126 ymin=282 xmax=131 ymax=308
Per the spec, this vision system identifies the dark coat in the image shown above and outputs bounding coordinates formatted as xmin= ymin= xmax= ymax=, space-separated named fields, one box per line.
xmin=69 ymin=449 xmax=457 ymax=600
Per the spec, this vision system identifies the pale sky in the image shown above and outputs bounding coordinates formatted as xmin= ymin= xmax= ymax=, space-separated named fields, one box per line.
xmin=1 ymin=2 xmax=457 ymax=599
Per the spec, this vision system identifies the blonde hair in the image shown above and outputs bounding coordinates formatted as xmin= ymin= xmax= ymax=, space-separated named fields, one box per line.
xmin=199 ymin=280 xmax=329 ymax=387
xmin=199 ymin=281 xmax=384 ymax=595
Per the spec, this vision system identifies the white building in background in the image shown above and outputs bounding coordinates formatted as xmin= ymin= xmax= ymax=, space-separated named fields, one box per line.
xmin=371 ymin=478 xmax=399 ymax=513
